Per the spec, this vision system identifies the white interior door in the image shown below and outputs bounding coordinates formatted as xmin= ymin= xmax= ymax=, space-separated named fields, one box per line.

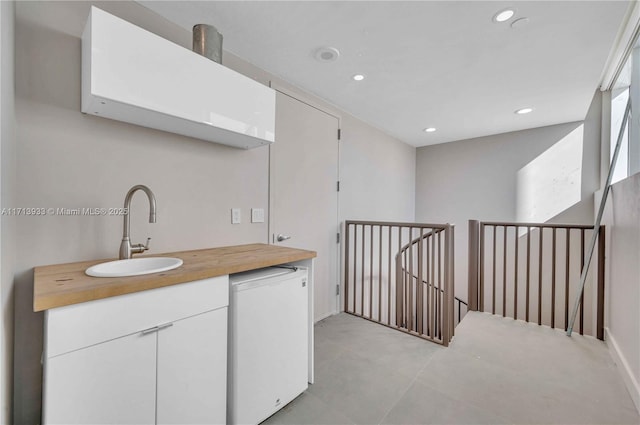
xmin=270 ymin=90 xmax=339 ymax=321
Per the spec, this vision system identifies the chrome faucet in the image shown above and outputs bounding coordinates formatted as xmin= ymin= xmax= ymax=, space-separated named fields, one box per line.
xmin=119 ymin=185 xmax=156 ymax=260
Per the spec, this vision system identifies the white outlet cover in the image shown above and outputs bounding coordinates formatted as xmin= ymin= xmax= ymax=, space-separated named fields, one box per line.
xmin=251 ymin=208 xmax=265 ymax=223
xmin=231 ymin=208 xmax=241 ymax=224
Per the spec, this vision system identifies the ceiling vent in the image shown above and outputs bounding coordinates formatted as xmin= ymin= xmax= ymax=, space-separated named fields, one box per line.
xmin=314 ymin=47 xmax=340 ymax=62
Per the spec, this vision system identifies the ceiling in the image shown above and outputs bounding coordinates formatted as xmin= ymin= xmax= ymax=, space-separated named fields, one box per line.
xmin=139 ymin=1 xmax=630 ymax=147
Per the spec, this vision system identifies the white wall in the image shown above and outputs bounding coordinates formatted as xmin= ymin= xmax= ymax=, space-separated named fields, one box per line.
xmin=603 ymin=153 xmax=640 ymax=413
xmin=337 ymin=113 xmax=415 ymax=316
xmin=11 ymin=1 xmax=415 ymax=421
xmin=339 ymin=114 xmax=415 ymax=223
xmin=415 ymin=92 xmax=602 ymax=304
xmin=0 ymin=2 xmax=16 ymax=423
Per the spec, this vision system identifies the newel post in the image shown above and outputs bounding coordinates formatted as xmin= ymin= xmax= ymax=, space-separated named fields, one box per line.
xmin=596 ymin=226 xmax=606 ymax=341
xmin=468 ymin=220 xmax=480 ymax=312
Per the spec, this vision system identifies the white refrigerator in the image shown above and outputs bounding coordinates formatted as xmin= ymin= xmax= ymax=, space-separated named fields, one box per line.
xmin=228 ymin=267 xmax=309 ymax=425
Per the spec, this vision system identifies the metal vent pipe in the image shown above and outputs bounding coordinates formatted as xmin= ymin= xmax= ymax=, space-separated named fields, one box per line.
xmin=193 ymin=24 xmax=223 ymax=64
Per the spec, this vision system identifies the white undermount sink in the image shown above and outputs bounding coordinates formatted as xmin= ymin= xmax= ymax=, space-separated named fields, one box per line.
xmin=85 ymin=257 xmax=183 ymax=278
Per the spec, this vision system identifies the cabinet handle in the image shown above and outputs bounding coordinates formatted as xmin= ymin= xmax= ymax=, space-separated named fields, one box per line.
xmin=141 ymin=322 xmax=173 ymax=335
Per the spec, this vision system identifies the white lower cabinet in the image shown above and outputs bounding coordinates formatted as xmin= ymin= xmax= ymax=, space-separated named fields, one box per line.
xmin=46 ymin=330 xmax=157 ymax=424
xmin=157 ymin=308 xmax=227 ymax=424
xmin=42 ymin=277 xmax=229 ymax=425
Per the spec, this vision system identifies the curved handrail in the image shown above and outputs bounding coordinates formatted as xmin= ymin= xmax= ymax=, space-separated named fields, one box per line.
xmin=343 ymin=220 xmax=455 ymax=345
xmin=395 ymin=227 xmax=452 ymax=301
xmin=395 ymin=224 xmax=455 ymax=342
xmin=410 ymin=273 xmax=467 ymax=306
xmin=396 ymin=227 xmax=445 ymax=259
xmin=404 ymin=270 xmax=468 ymax=325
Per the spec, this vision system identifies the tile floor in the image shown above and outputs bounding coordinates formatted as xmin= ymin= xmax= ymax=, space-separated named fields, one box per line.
xmin=263 ymin=311 xmax=640 ymax=425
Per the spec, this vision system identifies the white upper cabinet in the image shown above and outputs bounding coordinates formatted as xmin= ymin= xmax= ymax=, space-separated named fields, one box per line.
xmin=81 ymin=7 xmax=275 ymax=149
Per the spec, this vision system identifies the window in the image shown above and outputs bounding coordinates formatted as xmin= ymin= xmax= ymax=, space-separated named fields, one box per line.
xmin=610 ymin=41 xmax=640 ymax=184
xmin=610 ymin=83 xmax=629 ymax=185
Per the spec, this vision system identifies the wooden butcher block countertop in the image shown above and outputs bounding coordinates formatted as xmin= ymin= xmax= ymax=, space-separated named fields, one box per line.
xmin=34 ymin=243 xmax=316 ymax=312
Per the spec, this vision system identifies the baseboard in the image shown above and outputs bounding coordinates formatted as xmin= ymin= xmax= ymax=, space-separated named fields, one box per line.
xmin=605 ymin=327 xmax=640 ymax=414
xmin=314 ymin=309 xmax=337 ymax=323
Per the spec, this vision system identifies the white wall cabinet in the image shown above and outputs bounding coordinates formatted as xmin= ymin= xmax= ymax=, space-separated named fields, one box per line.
xmin=82 ymin=7 xmax=275 ymax=149
xmin=42 ymin=277 xmax=229 ymax=424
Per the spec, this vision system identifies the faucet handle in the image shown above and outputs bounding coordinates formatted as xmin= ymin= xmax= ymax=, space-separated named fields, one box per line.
xmin=130 ymin=238 xmax=150 ymax=256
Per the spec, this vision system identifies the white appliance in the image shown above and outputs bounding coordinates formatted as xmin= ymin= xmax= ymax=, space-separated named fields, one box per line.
xmin=228 ymin=267 xmax=309 ymax=425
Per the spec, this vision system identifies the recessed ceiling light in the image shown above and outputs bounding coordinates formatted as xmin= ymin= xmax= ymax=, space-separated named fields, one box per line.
xmin=511 ymin=17 xmax=529 ymax=29
xmin=314 ymin=47 xmax=340 ymax=62
xmin=353 ymin=74 xmax=365 ymax=81
xmin=424 ymin=127 xmax=437 ymax=133
xmin=493 ymin=9 xmax=515 ymax=23
xmin=515 ymin=107 xmax=533 ymax=115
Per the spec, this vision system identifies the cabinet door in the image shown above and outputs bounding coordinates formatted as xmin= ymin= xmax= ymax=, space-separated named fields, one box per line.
xmin=156 ymin=308 xmax=227 ymax=424
xmin=44 ymin=331 xmax=156 ymax=424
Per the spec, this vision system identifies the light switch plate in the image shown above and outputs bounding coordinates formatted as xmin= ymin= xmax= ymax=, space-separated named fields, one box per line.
xmin=251 ymin=208 xmax=265 ymax=223
xmin=231 ymin=208 xmax=241 ymax=224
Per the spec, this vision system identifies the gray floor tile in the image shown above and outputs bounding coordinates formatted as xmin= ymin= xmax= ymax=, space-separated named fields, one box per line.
xmin=314 ymin=337 xmax=346 ymax=370
xmin=318 ymin=314 xmax=442 ymax=379
xmin=262 ymin=312 xmax=640 ymax=425
xmin=381 ymin=380 xmax=510 ymax=425
xmin=262 ymin=391 xmax=355 ymax=425
xmin=308 ymin=348 xmax=414 ymax=424
xmin=416 ymin=347 xmax=547 ymax=422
